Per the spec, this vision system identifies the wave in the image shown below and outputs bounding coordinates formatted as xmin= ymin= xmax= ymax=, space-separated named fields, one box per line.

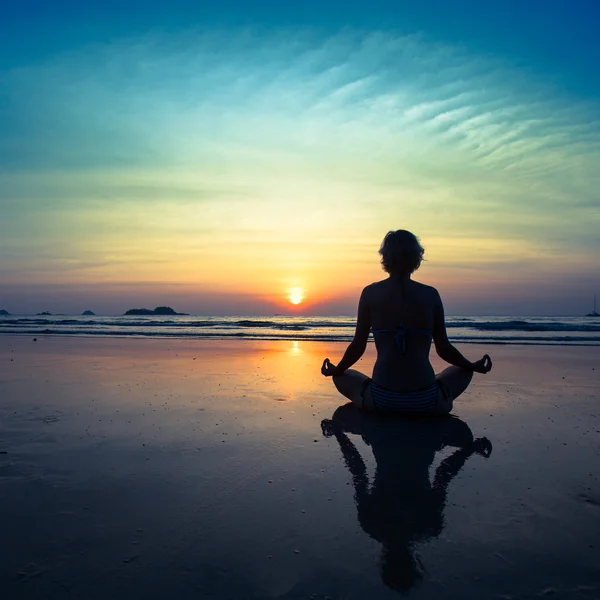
xmin=445 ymin=320 xmax=600 ymax=332
xmin=2 ymin=315 xmax=599 ymax=346
xmin=2 ymin=316 xmax=599 ymax=332
xmin=2 ymin=327 xmax=600 ymax=346
xmin=2 ymin=328 xmax=352 ymax=342
xmin=0 ymin=317 xmax=353 ymax=331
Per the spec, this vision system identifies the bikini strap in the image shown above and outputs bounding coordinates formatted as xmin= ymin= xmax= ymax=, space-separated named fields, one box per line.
xmin=371 ymin=324 xmax=432 ymax=353
xmin=394 ymin=324 xmax=407 ymax=353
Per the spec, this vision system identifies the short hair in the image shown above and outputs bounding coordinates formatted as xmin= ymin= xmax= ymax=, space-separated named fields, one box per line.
xmin=378 ymin=230 xmax=425 ymax=275
xmin=380 ymin=546 xmax=424 ymax=592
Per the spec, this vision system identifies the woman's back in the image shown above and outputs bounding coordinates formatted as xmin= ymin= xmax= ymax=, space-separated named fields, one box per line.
xmin=368 ymin=278 xmax=437 ymax=392
xmin=321 ymin=229 xmax=492 ymax=413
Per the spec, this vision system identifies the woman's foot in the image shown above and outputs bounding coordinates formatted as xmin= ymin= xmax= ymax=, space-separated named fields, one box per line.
xmin=471 ymin=437 xmax=493 ymax=458
xmin=321 ymin=419 xmax=336 ymax=437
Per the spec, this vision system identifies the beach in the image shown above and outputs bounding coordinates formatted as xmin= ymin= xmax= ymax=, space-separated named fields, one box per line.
xmin=1 ymin=335 xmax=599 ymax=599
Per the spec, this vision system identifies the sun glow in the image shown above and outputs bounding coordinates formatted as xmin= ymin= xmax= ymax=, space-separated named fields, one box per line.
xmin=288 ymin=287 xmax=304 ymax=305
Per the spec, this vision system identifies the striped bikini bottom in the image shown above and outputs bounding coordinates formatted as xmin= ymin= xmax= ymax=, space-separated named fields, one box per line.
xmin=364 ymin=380 xmax=444 ymax=414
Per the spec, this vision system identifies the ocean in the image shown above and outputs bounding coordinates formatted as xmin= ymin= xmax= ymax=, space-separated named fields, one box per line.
xmin=1 ymin=315 xmax=599 ymax=346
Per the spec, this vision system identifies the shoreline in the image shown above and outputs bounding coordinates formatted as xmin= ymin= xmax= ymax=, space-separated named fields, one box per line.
xmin=2 ymin=314 xmax=599 ymax=350
xmin=1 ymin=331 xmax=599 ymax=347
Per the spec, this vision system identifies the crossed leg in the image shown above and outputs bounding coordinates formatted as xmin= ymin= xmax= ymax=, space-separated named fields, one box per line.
xmin=434 ymin=366 xmax=473 ymax=414
xmin=331 ymin=366 xmax=474 ymax=414
xmin=332 ymin=369 xmax=374 ymax=410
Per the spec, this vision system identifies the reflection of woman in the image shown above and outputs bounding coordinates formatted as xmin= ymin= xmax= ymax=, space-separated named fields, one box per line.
xmin=322 ymin=230 xmax=492 ymax=414
xmin=322 ymin=404 xmax=492 ymax=592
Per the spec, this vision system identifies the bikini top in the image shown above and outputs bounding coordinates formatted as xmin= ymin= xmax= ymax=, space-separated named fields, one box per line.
xmin=371 ymin=323 xmax=432 ymax=353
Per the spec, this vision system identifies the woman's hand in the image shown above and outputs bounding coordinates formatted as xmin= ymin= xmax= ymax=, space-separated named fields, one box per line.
xmin=471 ymin=354 xmax=492 ymax=374
xmin=320 ymin=418 xmax=336 ymax=437
xmin=321 ymin=358 xmax=339 ymax=377
xmin=470 ymin=437 xmax=493 ymax=458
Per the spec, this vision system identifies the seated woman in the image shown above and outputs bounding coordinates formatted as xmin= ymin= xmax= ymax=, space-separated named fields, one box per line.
xmin=321 ymin=230 xmax=492 ymax=414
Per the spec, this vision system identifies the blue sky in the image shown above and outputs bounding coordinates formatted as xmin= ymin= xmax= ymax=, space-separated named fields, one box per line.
xmin=3 ymin=0 xmax=598 ymax=97
xmin=0 ymin=0 xmax=598 ymax=315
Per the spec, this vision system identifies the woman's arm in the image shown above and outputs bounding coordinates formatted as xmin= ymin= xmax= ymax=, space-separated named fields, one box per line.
xmin=322 ymin=287 xmax=371 ymax=376
xmin=330 ymin=425 xmax=370 ymax=503
xmin=432 ymin=291 xmax=492 ymax=373
xmin=432 ymin=438 xmax=492 ymax=494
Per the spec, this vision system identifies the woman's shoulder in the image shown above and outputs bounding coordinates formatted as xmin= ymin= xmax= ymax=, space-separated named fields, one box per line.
xmin=365 ymin=278 xmax=389 ymax=289
xmin=409 ymin=281 xmax=442 ymax=306
xmin=364 ymin=279 xmax=441 ymax=302
xmin=362 ymin=279 xmax=390 ymax=296
xmin=411 ymin=280 xmax=439 ymax=295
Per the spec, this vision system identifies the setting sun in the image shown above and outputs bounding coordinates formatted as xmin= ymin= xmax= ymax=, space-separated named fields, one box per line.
xmin=288 ymin=287 xmax=304 ymax=305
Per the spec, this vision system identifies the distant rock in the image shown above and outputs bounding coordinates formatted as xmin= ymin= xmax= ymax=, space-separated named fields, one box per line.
xmin=82 ymin=310 xmax=95 ymax=316
xmin=153 ymin=306 xmax=189 ymax=315
xmin=124 ymin=306 xmax=188 ymax=316
xmin=0 ymin=309 xmax=10 ymax=316
xmin=37 ymin=311 xmax=52 ymax=316
xmin=124 ymin=308 xmax=155 ymax=315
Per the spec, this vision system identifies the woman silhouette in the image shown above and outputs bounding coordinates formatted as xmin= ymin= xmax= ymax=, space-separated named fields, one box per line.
xmin=322 ymin=230 xmax=492 ymax=414
xmin=321 ymin=404 xmax=492 ymax=592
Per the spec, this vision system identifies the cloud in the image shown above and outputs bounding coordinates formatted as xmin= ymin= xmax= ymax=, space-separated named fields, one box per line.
xmin=0 ymin=27 xmax=598 ymax=313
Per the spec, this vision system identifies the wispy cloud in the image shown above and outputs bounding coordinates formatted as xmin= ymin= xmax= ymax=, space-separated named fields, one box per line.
xmin=0 ymin=28 xmax=598 ymax=313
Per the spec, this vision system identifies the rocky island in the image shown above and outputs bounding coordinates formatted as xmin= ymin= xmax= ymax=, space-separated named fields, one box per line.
xmin=82 ymin=310 xmax=95 ymax=316
xmin=124 ymin=306 xmax=188 ymax=316
xmin=0 ymin=309 xmax=10 ymax=316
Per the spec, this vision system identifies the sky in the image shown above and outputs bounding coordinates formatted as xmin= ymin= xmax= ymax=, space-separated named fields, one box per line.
xmin=1 ymin=0 xmax=599 ymax=316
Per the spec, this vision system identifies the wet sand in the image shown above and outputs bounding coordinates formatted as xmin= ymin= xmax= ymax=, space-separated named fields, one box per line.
xmin=1 ymin=335 xmax=599 ymax=599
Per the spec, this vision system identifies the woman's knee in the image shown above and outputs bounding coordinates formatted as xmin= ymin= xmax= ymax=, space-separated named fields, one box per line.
xmin=332 ymin=373 xmax=344 ymax=393
xmin=333 ymin=369 xmax=362 ymax=385
xmin=332 ymin=370 xmax=368 ymax=405
xmin=441 ymin=365 xmax=472 ymax=379
xmin=460 ymin=367 xmax=473 ymax=384
xmin=333 ymin=371 xmax=358 ymax=394
xmin=437 ymin=366 xmax=473 ymax=400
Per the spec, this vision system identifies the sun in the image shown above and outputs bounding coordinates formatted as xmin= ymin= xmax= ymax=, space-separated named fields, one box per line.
xmin=288 ymin=287 xmax=304 ymax=305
